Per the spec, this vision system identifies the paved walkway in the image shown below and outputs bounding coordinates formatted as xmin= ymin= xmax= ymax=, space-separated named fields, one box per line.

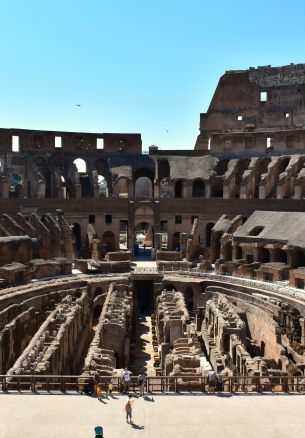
xmin=1 ymin=393 xmax=305 ymax=437
xmin=131 ymin=315 xmax=156 ymax=376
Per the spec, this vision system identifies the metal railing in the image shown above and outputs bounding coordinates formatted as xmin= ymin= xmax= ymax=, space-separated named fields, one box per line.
xmin=1 ymin=374 xmax=305 ymax=394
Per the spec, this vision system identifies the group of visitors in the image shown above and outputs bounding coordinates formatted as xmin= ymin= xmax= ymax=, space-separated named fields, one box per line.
xmin=93 ymin=368 xmax=146 ymax=437
xmin=207 ymin=369 xmax=224 ymax=394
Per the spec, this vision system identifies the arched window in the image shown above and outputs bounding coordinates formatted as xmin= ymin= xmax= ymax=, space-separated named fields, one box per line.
xmin=135 ymin=177 xmax=153 ymax=197
xmin=73 ymin=158 xmax=87 ymax=173
xmin=192 ymin=180 xmax=205 ymax=197
xmin=98 ymin=175 xmax=108 ymax=197
xmin=175 ymin=180 xmax=184 ymax=198
xmin=117 ymin=178 xmax=129 ymax=198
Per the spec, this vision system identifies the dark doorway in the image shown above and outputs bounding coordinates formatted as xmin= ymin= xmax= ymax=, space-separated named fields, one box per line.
xmin=73 ymin=223 xmax=82 ymax=250
xmin=133 ymin=280 xmax=154 ymax=315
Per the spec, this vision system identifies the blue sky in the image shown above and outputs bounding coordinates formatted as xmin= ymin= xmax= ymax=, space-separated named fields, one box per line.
xmin=1 ymin=0 xmax=305 ymax=150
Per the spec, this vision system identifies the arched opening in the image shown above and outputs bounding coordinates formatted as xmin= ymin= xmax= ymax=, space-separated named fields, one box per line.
xmin=93 ymin=305 xmax=102 ymax=324
xmin=95 ymin=158 xmax=111 ymax=197
xmin=235 ymin=158 xmax=251 ymax=198
xmin=117 ymin=178 xmax=129 ymax=198
xmin=160 ymin=177 xmax=171 ymax=198
xmin=102 ymin=231 xmax=115 ymax=252
xmin=215 ymin=159 xmax=230 ymax=176
xmin=184 ymin=286 xmax=194 ymax=312
xmin=223 ymin=241 xmax=233 ymax=261
xmin=164 ymin=284 xmax=177 ymax=291
xmin=274 ymin=249 xmax=287 ymax=264
xmin=98 ymin=175 xmax=108 ymax=197
xmin=255 ymin=158 xmax=271 ymax=198
xmin=211 ymin=180 xmax=224 ymax=198
xmin=73 ymin=223 xmax=82 ymax=251
xmin=73 ymin=158 xmax=93 ymax=198
xmin=205 ymin=223 xmax=215 ymax=246
xmin=258 ymin=247 xmax=270 ymax=263
xmin=291 ymin=248 xmax=305 ymax=268
xmin=135 ymin=176 xmax=153 ymax=197
xmin=175 ymin=180 xmax=185 ymax=198
xmin=192 ymin=179 xmax=205 ymax=197
xmin=73 ymin=158 xmax=87 ymax=173
xmin=134 ymin=222 xmax=154 ymax=257
xmin=172 ymin=232 xmax=180 ymax=251
xmin=9 ymin=173 xmax=23 ymax=198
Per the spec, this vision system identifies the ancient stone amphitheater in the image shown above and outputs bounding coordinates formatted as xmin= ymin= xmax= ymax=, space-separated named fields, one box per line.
xmin=2 ymin=63 xmax=305 ymax=395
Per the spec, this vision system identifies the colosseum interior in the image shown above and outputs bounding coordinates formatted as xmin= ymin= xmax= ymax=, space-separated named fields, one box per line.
xmin=2 ymin=63 xmax=305 ymax=390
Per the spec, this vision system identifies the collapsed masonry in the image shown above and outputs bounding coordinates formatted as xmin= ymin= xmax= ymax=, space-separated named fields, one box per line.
xmin=156 ymin=289 xmax=211 ymax=377
xmin=0 ymin=210 xmax=74 ymax=286
xmin=201 ymin=292 xmax=305 ymax=378
xmin=82 ymin=282 xmax=132 ymax=376
xmin=7 ymin=289 xmax=90 ymax=375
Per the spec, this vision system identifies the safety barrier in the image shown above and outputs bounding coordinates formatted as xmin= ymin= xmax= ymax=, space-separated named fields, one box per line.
xmin=1 ymin=374 xmax=305 ymax=394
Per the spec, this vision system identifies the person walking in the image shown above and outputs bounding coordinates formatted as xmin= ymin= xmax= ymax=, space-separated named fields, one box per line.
xmin=138 ymin=370 xmax=146 ymax=397
xmin=207 ymin=369 xmax=216 ymax=394
xmin=125 ymin=395 xmax=134 ymax=424
xmin=122 ymin=367 xmax=132 ymax=393
xmin=217 ymin=373 xmax=224 ymax=395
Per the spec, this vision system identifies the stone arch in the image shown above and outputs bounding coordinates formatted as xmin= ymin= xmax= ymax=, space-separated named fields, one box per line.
xmin=274 ymin=249 xmax=288 ymax=264
xmin=134 ymin=222 xmax=154 ymax=248
xmin=134 ymin=206 xmax=154 ymax=226
xmin=211 ymin=179 xmax=224 ymax=198
xmin=117 ymin=177 xmax=129 ymax=198
xmin=291 ymin=248 xmax=305 ymax=268
xmin=160 ymin=177 xmax=171 ymax=198
xmin=9 ymin=173 xmax=23 ymax=199
xmin=255 ymin=157 xmax=272 ymax=197
xmin=73 ymin=158 xmax=87 ymax=173
xmin=215 ymin=159 xmax=230 ymax=176
xmin=95 ymin=159 xmax=111 ymax=197
xmin=74 ymin=158 xmax=93 ymax=198
xmin=258 ymin=247 xmax=270 ymax=263
xmin=135 ymin=176 xmax=153 ymax=197
xmin=192 ymin=179 xmax=205 ymax=197
xmin=134 ymin=167 xmax=154 ymax=198
xmin=33 ymin=156 xmax=52 ymax=198
xmin=102 ymin=231 xmax=115 ymax=252
xmin=235 ymin=158 xmax=251 ymax=198
xmin=175 ymin=179 xmax=186 ymax=198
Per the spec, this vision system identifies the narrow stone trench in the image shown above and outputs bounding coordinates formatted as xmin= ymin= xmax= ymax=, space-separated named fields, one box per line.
xmin=130 ymin=313 xmax=156 ymax=376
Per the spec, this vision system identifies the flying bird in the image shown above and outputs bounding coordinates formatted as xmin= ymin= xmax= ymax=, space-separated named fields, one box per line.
xmin=75 ymin=104 xmax=83 ymax=107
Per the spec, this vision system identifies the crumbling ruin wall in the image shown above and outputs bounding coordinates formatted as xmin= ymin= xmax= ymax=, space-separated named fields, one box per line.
xmin=7 ymin=289 xmax=90 ymax=375
xmin=82 ymin=282 xmax=132 ymax=375
xmin=0 ymin=210 xmax=74 ymax=285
